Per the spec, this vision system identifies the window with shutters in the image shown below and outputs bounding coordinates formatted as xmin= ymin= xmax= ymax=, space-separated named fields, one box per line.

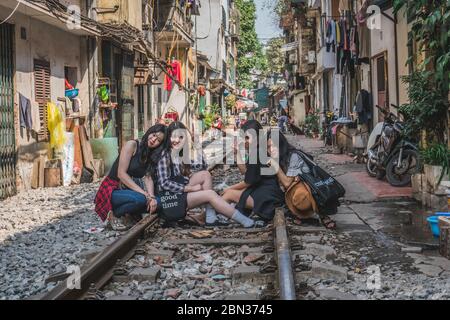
xmin=34 ymin=59 xmax=51 ymax=141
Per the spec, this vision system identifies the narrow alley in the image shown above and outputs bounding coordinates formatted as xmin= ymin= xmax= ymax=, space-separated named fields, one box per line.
xmin=0 ymin=0 xmax=449 ymax=305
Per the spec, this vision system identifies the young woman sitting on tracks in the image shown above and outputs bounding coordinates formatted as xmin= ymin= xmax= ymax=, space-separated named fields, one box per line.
xmin=267 ymin=131 xmax=336 ymax=229
xmin=95 ymin=124 xmax=167 ymax=231
xmin=155 ymin=121 xmax=256 ymax=228
xmin=222 ymin=120 xmax=284 ymax=223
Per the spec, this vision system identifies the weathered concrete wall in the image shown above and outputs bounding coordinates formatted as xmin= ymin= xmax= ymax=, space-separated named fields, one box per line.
xmin=291 ymin=91 xmax=307 ymax=126
xmin=0 ymin=9 xmax=90 ymax=191
xmin=59 ymin=0 xmax=82 ymax=9
xmin=195 ymin=0 xmax=223 ymax=71
xmin=97 ymin=0 xmax=143 ymax=31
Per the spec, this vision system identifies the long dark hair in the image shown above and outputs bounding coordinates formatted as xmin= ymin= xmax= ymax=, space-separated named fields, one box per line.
xmin=267 ymin=130 xmax=297 ymax=173
xmin=241 ymin=120 xmax=265 ymax=164
xmin=166 ymin=121 xmax=192 ymax=177
xmin=140 ymin=124 xmax=167 ymax=171
xmin=241 ymin=120 xmax=263 ymax=138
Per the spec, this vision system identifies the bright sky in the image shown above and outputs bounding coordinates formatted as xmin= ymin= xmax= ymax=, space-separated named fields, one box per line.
xmin=255 ymin=0 xmax=282 ymax=45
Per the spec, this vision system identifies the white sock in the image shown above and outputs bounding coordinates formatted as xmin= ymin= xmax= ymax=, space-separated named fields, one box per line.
xmin=232 ymin=210 xmax=255 ymax=228
xmin=206 ymin=204 xmax=218 ymax=224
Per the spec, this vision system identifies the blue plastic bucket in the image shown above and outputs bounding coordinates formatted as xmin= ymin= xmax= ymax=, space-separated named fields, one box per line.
xmin=65 ymin=89 xmax=79 ymax=99
xmin=434 ymin=212 xmax=450 ymax=217
xmin=427 ymin=216 xmax=440 ymax=237
xmin=427 ymin=213 xmax=450 ymax=237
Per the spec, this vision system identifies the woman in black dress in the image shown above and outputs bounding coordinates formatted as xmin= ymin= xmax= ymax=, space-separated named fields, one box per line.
xmin=222 ymin=120 xmax=284 ymax=221
xmin=267 ymin=131 xmax=336 ymax=229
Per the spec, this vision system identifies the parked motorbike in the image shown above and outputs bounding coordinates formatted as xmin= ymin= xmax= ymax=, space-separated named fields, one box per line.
xmin=366 ymin=104 xmax=421 ymax=187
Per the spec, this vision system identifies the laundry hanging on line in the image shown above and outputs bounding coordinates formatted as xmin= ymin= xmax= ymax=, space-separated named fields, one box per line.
xmin=19 ymin=93 xmax=33 ymax=129
xmin=164 ymin=60 xmax=184 ymax=91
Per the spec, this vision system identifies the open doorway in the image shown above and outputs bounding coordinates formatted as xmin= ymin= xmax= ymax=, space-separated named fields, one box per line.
xmin=64 ymin=66 xmax=78 ymax=89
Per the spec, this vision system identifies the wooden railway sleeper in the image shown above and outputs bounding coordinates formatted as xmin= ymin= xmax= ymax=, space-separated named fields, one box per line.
xmin=290 ymin=241 xmax=304 ymax=251
xmin=262 ymin=245 xmax=274 ymax=253
xmin=260 ymin=258 xmax=277 ymax=273
xmin=293 ymin=256 xmax=311 ymax=271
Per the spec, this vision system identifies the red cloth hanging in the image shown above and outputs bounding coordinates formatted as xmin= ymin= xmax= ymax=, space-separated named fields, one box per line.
xmin=65 ymin=79 xmax=74 ymax=90
xmin=164 ymin=60 xmax=183 ymax=91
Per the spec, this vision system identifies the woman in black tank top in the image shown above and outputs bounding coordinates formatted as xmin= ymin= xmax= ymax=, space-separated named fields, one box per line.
xmin=95 ymin=124 xmax=167 ymax=231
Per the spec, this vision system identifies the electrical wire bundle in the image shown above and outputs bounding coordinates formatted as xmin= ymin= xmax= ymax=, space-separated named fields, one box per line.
xmin=25 ymin=0 xmax=191 ymax=93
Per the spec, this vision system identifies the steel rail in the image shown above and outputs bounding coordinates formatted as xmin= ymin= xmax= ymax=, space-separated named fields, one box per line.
xmin=41 ymin=214 xmax=159 ymax=300
xmin=273 ymin=208 xmax=296 ymax=300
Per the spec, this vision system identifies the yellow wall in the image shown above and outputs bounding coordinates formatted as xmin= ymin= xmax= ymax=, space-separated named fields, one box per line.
xmin=97 ymin=0 xmax=142 ymax=31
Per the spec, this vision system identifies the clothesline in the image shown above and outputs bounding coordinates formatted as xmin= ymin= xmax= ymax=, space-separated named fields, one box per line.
xmin=321 ymin=14 xmax=356 ymax=19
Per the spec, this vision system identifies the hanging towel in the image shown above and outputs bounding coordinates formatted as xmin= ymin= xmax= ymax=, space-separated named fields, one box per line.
xmin=358 ymin=24 xmax=371 ymax=59
xmin=19 ymin=93 xmax=33 ymax=129
xmin=164 ymin=60 xmax=183 ymax=91
xmin=333 ymin=74 xmax=343 ymax=114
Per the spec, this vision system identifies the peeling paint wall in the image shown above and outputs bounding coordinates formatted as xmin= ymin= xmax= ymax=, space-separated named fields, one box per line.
xmin=0 ymin=9 xmax=90 ymax=191
xmin=97 ymin=0 xmax=143 ymax=31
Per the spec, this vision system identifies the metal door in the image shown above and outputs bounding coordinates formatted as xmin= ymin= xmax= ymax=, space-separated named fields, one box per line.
xmin=0 ymin=23 xmax=16 ymax=200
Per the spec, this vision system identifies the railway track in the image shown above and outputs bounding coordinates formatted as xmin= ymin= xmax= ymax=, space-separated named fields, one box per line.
xmin=40 ymin=207 xmax=297 ymax=300
xmin=40 ymin=160 xmax=328 ymax=301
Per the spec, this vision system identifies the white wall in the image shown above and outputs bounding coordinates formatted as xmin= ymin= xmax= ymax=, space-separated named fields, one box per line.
xmin=292 ymin=92 xmax=307 ymax=125
xmin=195 ymin=0 xmax=226 ymax=72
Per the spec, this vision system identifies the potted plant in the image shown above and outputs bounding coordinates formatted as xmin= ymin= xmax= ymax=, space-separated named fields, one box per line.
xmin=304 ymin=113 xmax=319 ymax=138
xmin=421 ymin=144 xmax=450 ymax=193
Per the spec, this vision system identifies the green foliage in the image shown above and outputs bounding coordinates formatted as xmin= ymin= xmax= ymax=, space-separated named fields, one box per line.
xmin=208 ymin=103 xmax=221 ymax=115
xmin=225 ymin=94 xmax=236 ymax=109
xmin=201 ymin=104 xmax=221 ymax=131
xmin=203 ymin=112 xmax=214 ymax=130
xmin=399 ymin=71 xmax=448 ymax=142
xmin=421 ymin=143 xmax=450 ymax=183
xmin=235 ymin=0 xmax=267 ymax=89
xmin=393 ymin=0 xmax=449 ymax=145
xmin=304 ymin=113 xmax=320 ymax=138
xmin=264 ymin=37 xmax=285 ymax=77
xmin=421 ymin=143 xmax=450 ymax=166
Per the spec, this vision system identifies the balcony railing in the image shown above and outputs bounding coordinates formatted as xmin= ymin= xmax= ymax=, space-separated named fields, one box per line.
xmin=155 ymin=2 xmax=193 ymax=38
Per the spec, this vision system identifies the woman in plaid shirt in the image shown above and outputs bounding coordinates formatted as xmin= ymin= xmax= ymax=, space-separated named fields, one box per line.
xmin=156 ymin=121 xmax=256 ymax=228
